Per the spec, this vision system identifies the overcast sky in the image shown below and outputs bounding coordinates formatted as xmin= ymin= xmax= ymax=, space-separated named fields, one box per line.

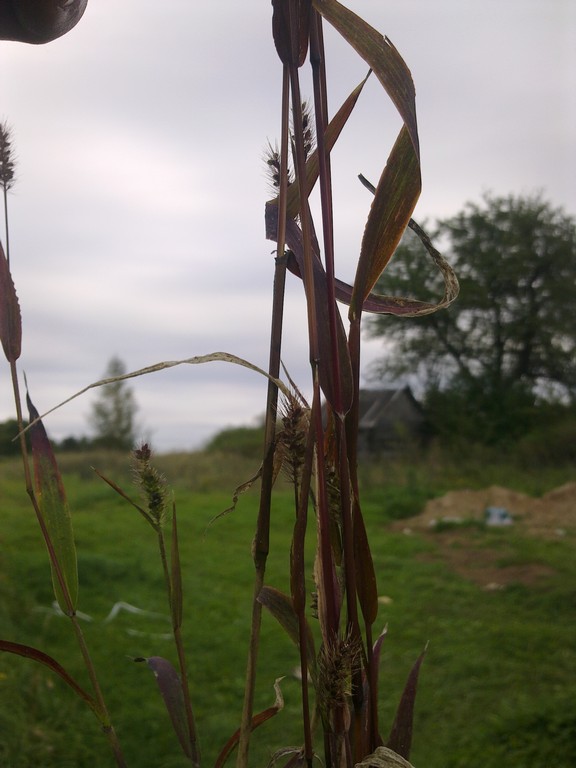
xmin=1 ymin=0 xmax=575 ymax=452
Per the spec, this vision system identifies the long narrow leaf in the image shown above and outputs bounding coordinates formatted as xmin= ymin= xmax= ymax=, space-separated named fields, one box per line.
xmin=366 ymin=625 xmax=388 ymax=704
xmin=135 ymin=656 xmax=193 ymax=760
xmin=0 ymin=639 xmax=98 ymax=714
xmin=27 ymin=393 xmax=78 ymax=613
xmin=386 ymin=648 xmax=427 ymax=760
xmin=352 ymin=498 xmax=378 ymax=626
xmin=23 ymin=352 xmax=292 ymax=432
xmin=0 ymin=240 xmax=21 ymax=362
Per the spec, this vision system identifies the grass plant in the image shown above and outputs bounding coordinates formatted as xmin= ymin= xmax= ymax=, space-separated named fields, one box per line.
xmin=3 ymin=2 xmax=572 ymax=767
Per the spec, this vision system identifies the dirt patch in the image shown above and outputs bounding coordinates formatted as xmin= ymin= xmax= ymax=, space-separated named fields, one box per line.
xmin=415 ymin=531 xmax=556 ymax=589
xmin=391 ymin=483 xmax=576 ymax=589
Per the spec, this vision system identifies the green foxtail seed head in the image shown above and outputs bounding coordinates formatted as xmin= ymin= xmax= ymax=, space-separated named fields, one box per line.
xmin=277 ymin=390 xmax=310 ymax=486
xmin=132 ymin=443 xmax=169 ymax=528
xmin=316 ymin=632 xmax=361 ymax=725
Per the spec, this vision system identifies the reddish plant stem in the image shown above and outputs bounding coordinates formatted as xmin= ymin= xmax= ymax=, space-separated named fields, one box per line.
xmin=236 ymin=68 xmax=291 ymax=768
xmin=347 ymin=318 xmax=379 ymax=753
xmin=289 ymin=63 xmax=339 ymax=637
xmin=291 ymin=415 xmax=316 ymax=765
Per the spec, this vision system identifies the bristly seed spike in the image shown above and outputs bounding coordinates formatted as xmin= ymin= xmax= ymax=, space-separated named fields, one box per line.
xmin=0 ymin=122 xmax=16 ymax=193
xmin=0 ymin=121 xmax=16 ymax=265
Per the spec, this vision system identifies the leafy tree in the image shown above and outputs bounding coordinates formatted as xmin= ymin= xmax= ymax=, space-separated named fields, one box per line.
xmin=369 ymin=193 xmax=576 ymax=443
xmin=0 ymin=418 xmax=24 ymax=456
xmin=88 ymin=356 xmax=138 ymax=450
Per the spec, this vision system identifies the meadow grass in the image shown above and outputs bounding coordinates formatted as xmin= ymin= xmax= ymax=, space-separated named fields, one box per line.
xmin=1 ymin=451 xmax=575 ymax=766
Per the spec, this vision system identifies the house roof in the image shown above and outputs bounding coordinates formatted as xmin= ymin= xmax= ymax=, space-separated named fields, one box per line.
xmin=358 ymin=387 xmax=422 ymax=429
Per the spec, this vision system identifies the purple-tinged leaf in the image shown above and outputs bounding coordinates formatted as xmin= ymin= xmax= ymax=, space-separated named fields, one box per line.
xmin=0 ymin=639 xmax=99 ymax=716
xmin=385 ymin=647 xmax=427 ymax=760
xmin=353 ymin=499 xmax=378 ymax=626
xmin=0 ymin=240 xmax=21 ymax=362
xmin=215 ymin=678 xmax=285 ymax=768
xmin=258 ymin=586 xmax=316 ymax=670
xmin=361 ymin=626 xmax=388 ymax=748
xmin=27 ymin=393 xmax=78 ymax=614
xmin=136 ymin=655 xmax=193 ymax=760
xmin=371 ymin=626 xmax=388 ymax=694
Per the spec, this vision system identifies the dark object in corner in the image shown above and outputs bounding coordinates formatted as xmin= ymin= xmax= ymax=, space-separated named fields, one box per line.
xmin=0 ymin=0 xmax=88 ymax=44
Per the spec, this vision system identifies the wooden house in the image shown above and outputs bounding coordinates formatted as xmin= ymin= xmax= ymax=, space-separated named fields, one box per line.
xmin=356 ymin=387 xmax=425 ymax=455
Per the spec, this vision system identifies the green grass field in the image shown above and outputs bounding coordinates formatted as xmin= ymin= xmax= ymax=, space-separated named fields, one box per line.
xmin=0 ymin=450 xmax=575 ymax=767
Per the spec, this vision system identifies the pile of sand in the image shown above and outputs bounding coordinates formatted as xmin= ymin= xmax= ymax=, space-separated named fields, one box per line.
xmin=401 ymin=482 xmax=576 ymax=538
